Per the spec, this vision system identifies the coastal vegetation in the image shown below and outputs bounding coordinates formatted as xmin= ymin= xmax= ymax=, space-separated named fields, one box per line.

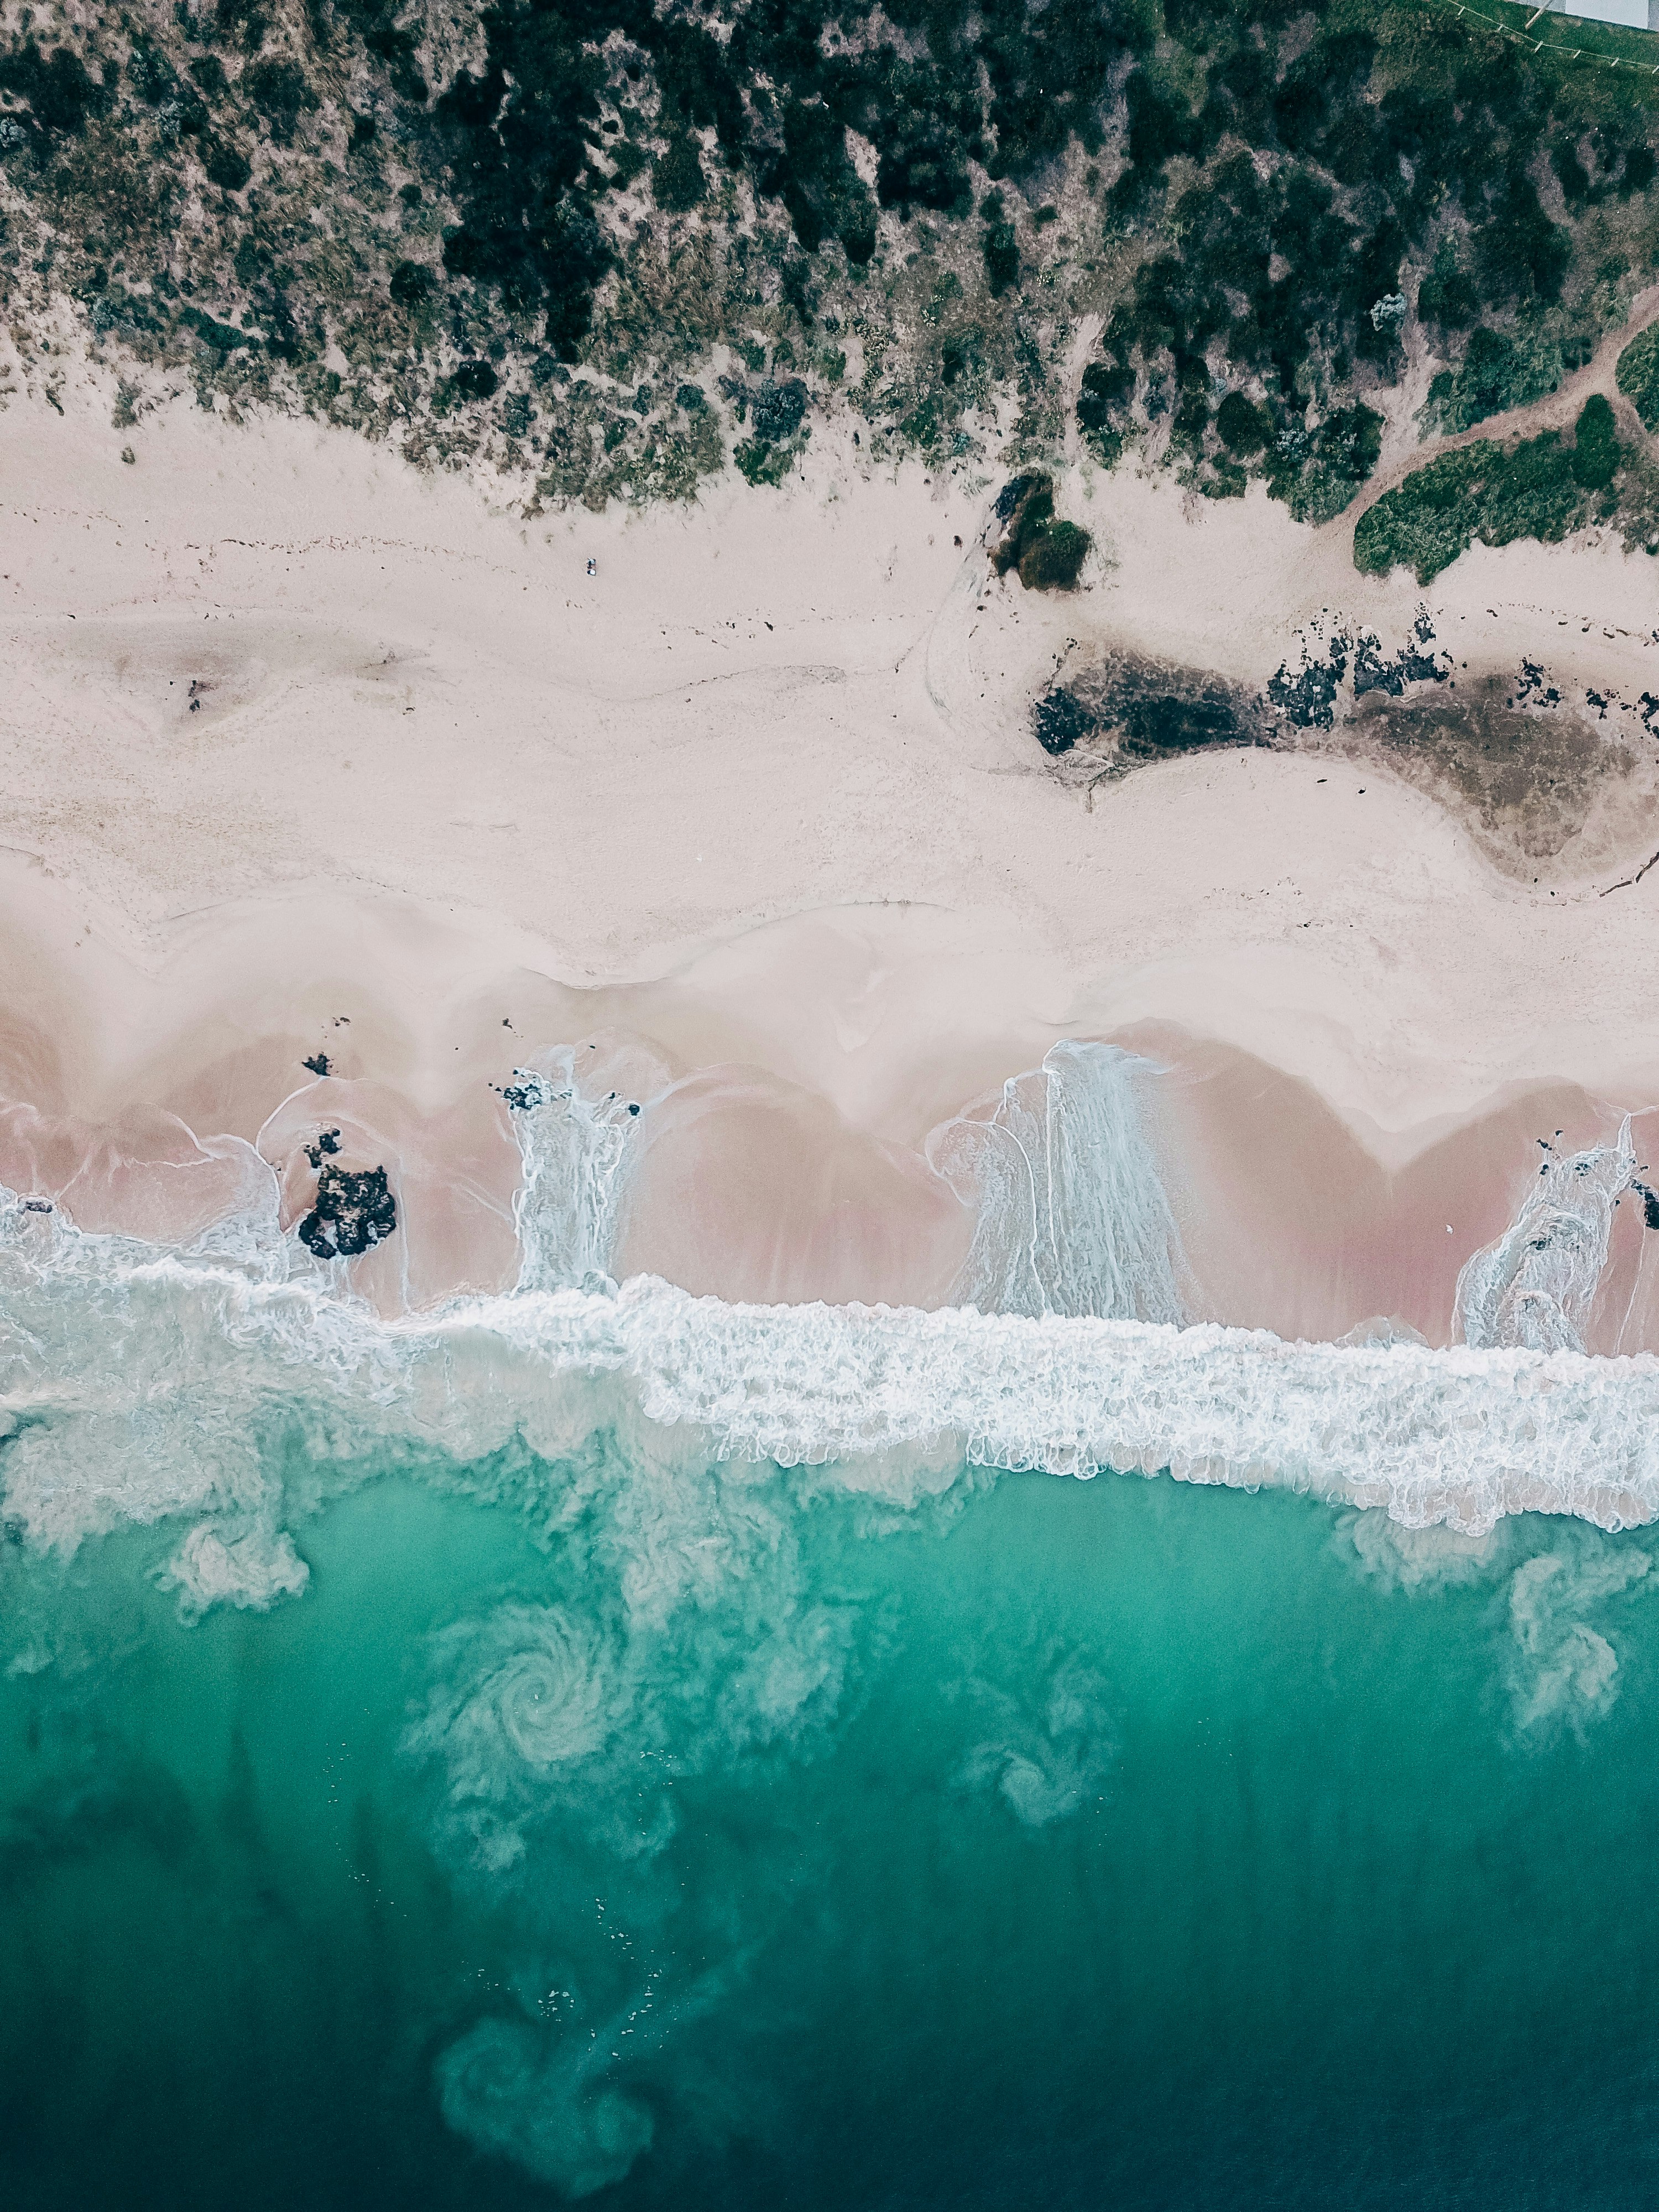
xmin=1353 ymin=393 xmax=1659 ymax=582
xmin=990 ymin=474 xmax=1092 ymax=591
xmin=1617 ymin=320 xmax=1659 ymax=431
xmin=0 ymin=0 xmax=1657 ymax=529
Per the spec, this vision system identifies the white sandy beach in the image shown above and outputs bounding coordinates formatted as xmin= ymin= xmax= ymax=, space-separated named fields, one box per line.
xmin=5 ymin=354 xmax=1659 ymax=1340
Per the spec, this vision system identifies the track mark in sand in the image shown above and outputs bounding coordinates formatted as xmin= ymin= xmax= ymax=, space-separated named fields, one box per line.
xmin=1599 ymin=848 xmax=1659 ymax=896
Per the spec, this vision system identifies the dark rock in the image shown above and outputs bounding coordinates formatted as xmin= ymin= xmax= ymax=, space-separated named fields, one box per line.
xmin=298 ymin=1164 xmax=397 ymax=1261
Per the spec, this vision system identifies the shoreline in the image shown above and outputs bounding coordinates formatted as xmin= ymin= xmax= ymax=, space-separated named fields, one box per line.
xmin=0 ymin=858 xmax=1652 ymax=1347
xmin=6 ymin=383 xmax=1659 ymax=1338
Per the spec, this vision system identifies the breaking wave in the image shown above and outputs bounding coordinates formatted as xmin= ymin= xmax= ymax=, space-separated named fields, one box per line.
xmin=2 ymin=1039 xmax=1657 ymax=1600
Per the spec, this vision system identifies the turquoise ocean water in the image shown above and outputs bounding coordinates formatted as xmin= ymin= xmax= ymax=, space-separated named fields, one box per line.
xmin=6 ymin=1045 xmax=1659 ymax=2205
xmin=7 ymin=1447 xmax=1659 ymax=2208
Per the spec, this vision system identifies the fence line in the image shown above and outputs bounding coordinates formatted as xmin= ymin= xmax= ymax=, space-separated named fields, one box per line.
xmin=1439 ymin=0 xmax=1659 ymax=76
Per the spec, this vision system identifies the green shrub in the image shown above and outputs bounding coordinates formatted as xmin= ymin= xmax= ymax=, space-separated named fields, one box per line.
xmin=654 ymin=132 xmax=706 ymax=212
xmin=1354 ymin=429 xmax=1593 ymax=585
xmin=1617 ymin=322 xmax=1659 ymax=433
xmin=1201 ymin=457 xmax=1249 ymax=499
xmin=204 ymin=140 xmax=251 ymax=192
xmin=1019 ymin=519 xmax=1091 ymax=591
xmin=1425 ymin=322 xmax=1561 ymax=435
xmin=735 ymin=434 xmax=796 ymax=486
xmin=1478 ymin=431 xmax=1581 ymax=549
xmin=1355 ymin=446 xmax=1495 ymax=582
xmin=1215 ymin=390 xmax=1267 ymax=455
xmin=990 ymin=474 xmax=1090 ymax=591
xmin=1571 ymin=394 xmax=1619 ymax=492
xmin=1270 ymin=405 xmax=1384 ymax=525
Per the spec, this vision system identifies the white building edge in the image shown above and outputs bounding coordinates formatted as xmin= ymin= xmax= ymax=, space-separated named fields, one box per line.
xmin=1538 ymin=0 xmax=1659 ymax=32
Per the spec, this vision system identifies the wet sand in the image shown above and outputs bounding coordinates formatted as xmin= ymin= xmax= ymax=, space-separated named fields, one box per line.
xmin=0 ymin=852 xmax=1654 ymax=1344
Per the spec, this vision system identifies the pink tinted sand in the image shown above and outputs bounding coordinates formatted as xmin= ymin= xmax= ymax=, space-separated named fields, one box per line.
xmin=1 ymin=942 xmax=1655 ymax=1350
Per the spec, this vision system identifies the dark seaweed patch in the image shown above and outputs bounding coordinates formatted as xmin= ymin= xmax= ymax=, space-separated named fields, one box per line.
xmin=1517 ymin=659 xmax=1563 ymax=709
xmin=1117 ymin=691 xmax=1253 ymax=760
xmin=497 ymin=1068 xmax=560 ymax=1113
xmin=1270 ymin=609 xmax=1446 ymax=728
xmin=298 ymin=1164 xmax=397 ymax=1260
xmin=1353 ymin=634 xmax=1445 ymax=698
xmin=1035 ymin=653 xmax=1267 ymax=765
xmin=302 ymin=1129 xmax=342 ymax=1168
xmin=1267 ymin=627 xmax=1354 ymax=730
xmin=1032 ymin=688 xmax=1094 ymax=757
xmin=302 ymin=1052 xmax=331 ymax=1077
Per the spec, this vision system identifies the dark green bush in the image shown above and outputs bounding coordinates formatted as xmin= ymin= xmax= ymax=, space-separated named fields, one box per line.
xmin=1571 ymin=393 xmax=1619 ymax=491
xmin=389 ymin=259 xmax=436 ymax=308
xmin=1617 ymin=323 xmax=1659 ymax=433
xmin=1215 ymin=390 xmax=1267 ymax=455
xmin=759 ymin=96 xmax=877 ymax=262
xmin=243 ymin=58 xmax=315 ymax=144
xmin=204 ymin=141 xmax=251 ymax=192
xmin=654 ymin=132 xmax=706 ymax=213
xmin=450 ymin=358 xmax=499 ymax=400
xmin=1077 ymin=358 xmax=1132 ymax=463
xmin=981 ymin=194 xmax=1018 ymax=296
xmin=1417 ymin=239 xmax=1479 ymax=332
xmin=0 ymin=40 xmax=109 ymax=135
xmin=181 ymin=304 xmax=257 ymax=352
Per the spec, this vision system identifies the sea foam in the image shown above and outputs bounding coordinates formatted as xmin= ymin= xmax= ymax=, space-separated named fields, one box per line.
xmin=0 ymin=1043 xmax=1654 ymax=1593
